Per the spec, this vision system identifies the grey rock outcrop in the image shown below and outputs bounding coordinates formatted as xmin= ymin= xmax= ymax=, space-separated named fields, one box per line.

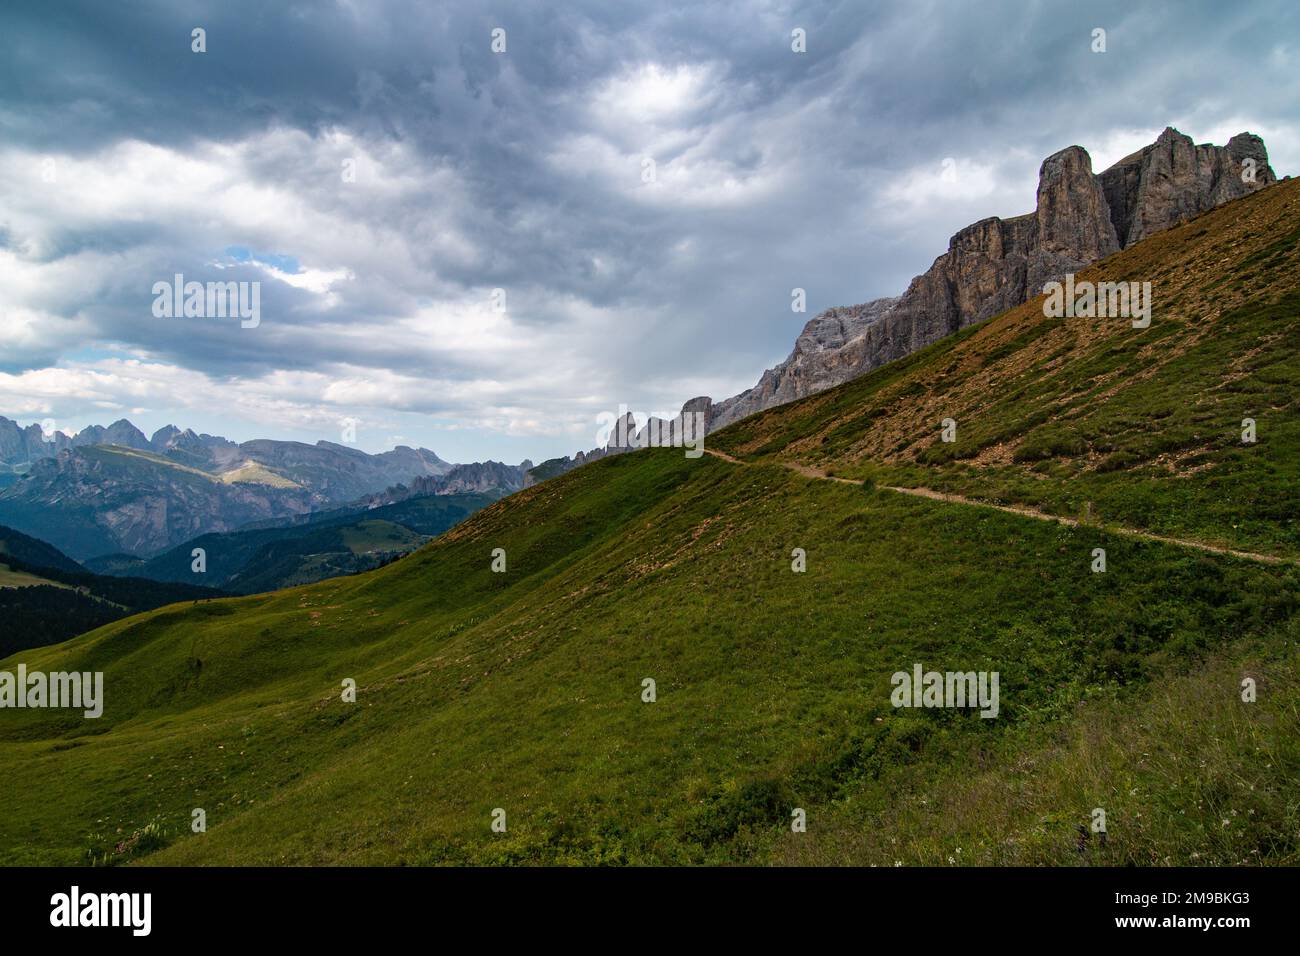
xmin=605 ymin=412 xmax=641 ymax=451
xmin=1099 ymin=128 xmax=1275 ymax=246
xmin=427 ymin=460 xmax=527 ymax=496
xmin=74 ymin=419 xmax=150 ymax=451
xmin=526 ymin=404 xmax=706 ymax=486
xmin=680 ymin=396 xmax=715 ymax=432
xmin=707 ymin=298 xmax=899 ymax=431
xmin=362 ymin=459 xmax=531 ymax=503
xmin=685 ymin=127 xmax=1275 ymax=433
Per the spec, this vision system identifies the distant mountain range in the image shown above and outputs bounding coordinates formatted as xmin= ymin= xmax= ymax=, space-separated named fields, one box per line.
xmin=0 ymin=417 xmax=527 ymax=560
xmin=0 ymin=417 xmax=453 ymax=488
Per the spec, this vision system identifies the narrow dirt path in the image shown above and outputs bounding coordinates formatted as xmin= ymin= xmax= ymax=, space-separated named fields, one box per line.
xmin=703 ymin=448 xmax=1291 ymax=566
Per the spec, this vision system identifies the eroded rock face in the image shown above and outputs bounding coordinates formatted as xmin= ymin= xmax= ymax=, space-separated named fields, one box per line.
xmin=1099 ymin=127 xmax=1275 ymax=246
xmin=686 ymin=128 xmax=1275 ymax=433
xmin=1032 ymin=145 xmax=1121 ymax=290
xmin=708 ymin=298 xmax=899 ymax=430
xmin=680 ymin=396 xmax=715 ymax=433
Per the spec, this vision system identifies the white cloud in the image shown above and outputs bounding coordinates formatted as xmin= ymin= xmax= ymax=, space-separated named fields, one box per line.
xmin=590 ymin=62 xmax=719 ymax=129
xmin=881 ymin=156 xmax=1001 ymax=208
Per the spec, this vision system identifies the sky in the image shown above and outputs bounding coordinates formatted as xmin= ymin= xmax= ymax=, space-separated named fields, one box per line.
xmin=0 ymin=0 xmax=1296 ymax=464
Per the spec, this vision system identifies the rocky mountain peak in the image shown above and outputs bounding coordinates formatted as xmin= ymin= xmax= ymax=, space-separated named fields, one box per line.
xmin=1097 ymin=126 xmax=1275 ymax=246
xmin=606 ymin=412 xmax=640 ymax=450
xmin=149 ymin=424 xmax=182 ymax=447
xmin=78 ymin=419 xmax=150 ymax=450
xmin=681 ymin=127 xmax=1278 ymax=435
xmin=1034 ymin=145 xmax=1119 ymax=266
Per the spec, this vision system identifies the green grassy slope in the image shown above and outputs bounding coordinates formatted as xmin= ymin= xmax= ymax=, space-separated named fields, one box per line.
xmin=1 ymin=449 xmax=1295 ymax=865
xmin=0 ymin=563 xmax=65 ymax=588
xmin=711 ymin=178 xmax=1300 ymax=559
xmin=1 ymin=184 xmax=1297 ymax=867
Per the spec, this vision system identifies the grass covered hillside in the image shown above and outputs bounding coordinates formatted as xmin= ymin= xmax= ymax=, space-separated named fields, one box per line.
xmin=1 ymin=184 xmax=1297 ymax=867
xmin=712 ymin=177 xmax=1300 ymax=560
xmin=1 ymin=456 xmax=1296 ymax=866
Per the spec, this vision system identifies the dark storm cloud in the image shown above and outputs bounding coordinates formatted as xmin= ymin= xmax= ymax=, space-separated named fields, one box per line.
xmin=1 ymin=0 xmax=1296 ymax=455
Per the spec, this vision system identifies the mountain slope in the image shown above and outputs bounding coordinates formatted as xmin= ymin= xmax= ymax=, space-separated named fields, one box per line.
xmin=1 ymin=448 xmax=1294 ymax=866
xmin=688 ymin=128 xmax=1276 ymax=434
xmin=0 ymin=182 xmax=1297 ymax=867
xmin=711 ymin=176 xmax=1300 ymax=559
xmin=0 ymin=524 xmax=84 ymax=574
xmin=0 ymin=525 xmax=225 ymax=656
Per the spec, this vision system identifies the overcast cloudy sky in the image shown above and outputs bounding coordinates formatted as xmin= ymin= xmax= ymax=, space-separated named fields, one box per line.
xmin=1 ymin=0 xmax=1296 ymax=463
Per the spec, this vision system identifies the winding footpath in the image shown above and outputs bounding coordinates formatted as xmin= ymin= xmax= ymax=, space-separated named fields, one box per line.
xmin=703 ymin=448 xmax=1291 ymax=566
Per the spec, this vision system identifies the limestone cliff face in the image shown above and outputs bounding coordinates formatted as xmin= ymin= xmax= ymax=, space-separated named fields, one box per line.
xmin=362 ymin=460 xmax=530 ymax=502
xmin=687 ymin=128 xmax=1275 ymax=433
xmin=708 ymin=298 xmax=899 ymax=430
xmin=1099 ymin=128 xmax=1275 ymax=246
xmin=0 ymin=417 xmax=146 ymax=470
